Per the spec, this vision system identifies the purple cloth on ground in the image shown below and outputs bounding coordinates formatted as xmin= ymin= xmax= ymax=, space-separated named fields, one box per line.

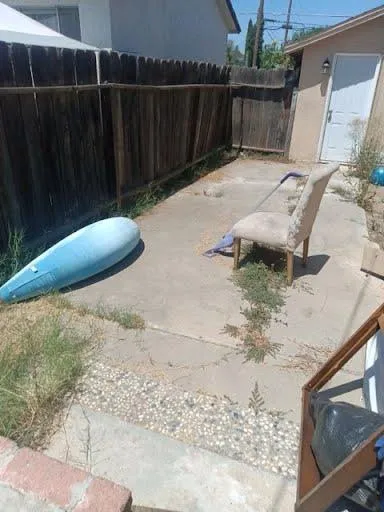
xmin=203 ymin=232 xmax=234 ymax=258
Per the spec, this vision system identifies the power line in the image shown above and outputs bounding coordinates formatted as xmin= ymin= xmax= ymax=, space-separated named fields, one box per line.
xmin=238 ymin=11 xmax=352 ymax=18
xmin=265 ymin=29 xmax=277 ymax=40
xmin=265 ymin=18 xmax=329 ymax=27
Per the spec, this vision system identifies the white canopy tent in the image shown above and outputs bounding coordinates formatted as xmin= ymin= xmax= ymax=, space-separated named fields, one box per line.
xmin=0 ymin=2 xmax=97 ymax=50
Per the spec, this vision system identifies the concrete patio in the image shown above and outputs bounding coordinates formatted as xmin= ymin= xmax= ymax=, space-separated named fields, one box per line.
xmin=67 ymin=158 xmax=384 ymax=421
xmin=44 ymin=158 xmax=384 ymax=511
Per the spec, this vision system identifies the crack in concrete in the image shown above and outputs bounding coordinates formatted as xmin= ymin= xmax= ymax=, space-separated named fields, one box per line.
xmin=146 ymin=325 xmax=235 ymax=349
xmin=68 ymin=475 xmax=92 ymax=512
xmin=80 ymin=406 xmax=93 ymax=473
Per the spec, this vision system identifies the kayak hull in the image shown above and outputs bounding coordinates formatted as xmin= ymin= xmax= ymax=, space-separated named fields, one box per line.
xmin=0 ymin=217 xmax=140 ymax=303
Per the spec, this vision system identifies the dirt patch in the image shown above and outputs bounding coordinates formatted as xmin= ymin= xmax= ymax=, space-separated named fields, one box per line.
xmin=237 ymin=150 xmax=290 ymax=163
xmin=199 ymin=169 xmax=228 ymax=184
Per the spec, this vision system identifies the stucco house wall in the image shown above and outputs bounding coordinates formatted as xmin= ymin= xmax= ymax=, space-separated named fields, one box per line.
xmin=289 ymin=16 xmax=384 ymax=162
xmin=4 ymin=0 xmax=238 ymax=64
xmin=110 ymin=0 xmax=229 ymax=64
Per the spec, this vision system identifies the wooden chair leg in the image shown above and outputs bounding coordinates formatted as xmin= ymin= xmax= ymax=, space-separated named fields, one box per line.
xmin=287 ymin=251 xmax=294 ymax=285
xmin=302 ymin=237 xmax=309 ymax=267
xmin=233 ymin=238 xmax=241 ymax=270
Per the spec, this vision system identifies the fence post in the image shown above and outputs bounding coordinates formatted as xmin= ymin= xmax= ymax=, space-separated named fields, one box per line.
xmin=111 ymin=86 xmax=124 ymax=207
xmin=284 ymin=89 xmax=298 ymax=157
xmin=239 ymin=94 xmax=245 ymax=151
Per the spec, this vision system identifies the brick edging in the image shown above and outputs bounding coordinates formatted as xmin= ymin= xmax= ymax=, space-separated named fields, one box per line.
xmin=0 ymin=436 xmax=132 ymax=511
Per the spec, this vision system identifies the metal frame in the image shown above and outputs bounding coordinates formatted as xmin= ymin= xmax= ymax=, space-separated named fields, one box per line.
xmin=316 ymin=52 xmax=382 ymax=163
xmin=296 ymin=302 xmax=384 ymax=512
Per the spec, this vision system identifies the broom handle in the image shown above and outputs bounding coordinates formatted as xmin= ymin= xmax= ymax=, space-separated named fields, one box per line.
xmin=252 ymin=171 xmax=305 ymax=212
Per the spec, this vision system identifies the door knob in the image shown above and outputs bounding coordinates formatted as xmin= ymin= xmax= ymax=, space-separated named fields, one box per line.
xmin=328 ymin=109 xmax=333 ymax=122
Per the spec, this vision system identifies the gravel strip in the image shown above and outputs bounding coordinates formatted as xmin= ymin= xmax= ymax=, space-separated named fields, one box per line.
xmin=78 ymin=360 xmax=299 ymax=479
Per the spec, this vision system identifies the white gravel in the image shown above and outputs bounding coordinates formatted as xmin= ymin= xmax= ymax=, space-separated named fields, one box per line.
xmin=78 ymin=360 xmax=300 ymax=479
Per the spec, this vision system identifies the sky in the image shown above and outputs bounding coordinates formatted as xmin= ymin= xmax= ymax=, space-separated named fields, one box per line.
xmin=229 ymin=0 xmax=384 ymax=49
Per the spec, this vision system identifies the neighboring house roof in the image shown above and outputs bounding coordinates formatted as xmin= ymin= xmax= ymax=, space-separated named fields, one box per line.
xmin=0 ymin=1 xmax=97 ymax=50
xmin=218 ymin=0 xmax=241 ymax=34
xmin=285 ymin=4 xmax=384 ymax=54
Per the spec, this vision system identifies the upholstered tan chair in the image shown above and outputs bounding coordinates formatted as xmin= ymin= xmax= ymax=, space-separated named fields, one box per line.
xmin=231 ymin=163 xmax=340 ymax=285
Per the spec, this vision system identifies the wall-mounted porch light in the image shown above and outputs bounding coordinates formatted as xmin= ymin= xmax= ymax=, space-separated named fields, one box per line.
xmin=321 ymin=58 xmax=331 ymax=75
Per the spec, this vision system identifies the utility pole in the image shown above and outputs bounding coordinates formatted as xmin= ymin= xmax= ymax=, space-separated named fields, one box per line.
xmin=252 ymin=0 xmax=264 ymax=67
xmin=283 ymin=0 xmax=293 ymax=45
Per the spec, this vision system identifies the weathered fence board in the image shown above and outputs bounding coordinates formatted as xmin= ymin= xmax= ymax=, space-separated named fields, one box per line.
xmin=112 ymin=86 xmax=230 ymax=201
xmin=100 ymin=51 xmax=230 ymax=86
xmin=0 ymin=44 xmax=113 ymax=247
xmin=230 ymin=68 xmax=298 ymax=152
xmin=230 ymin=67 xmax=287 ymax=87
xmin=0 ymin=43 xmax=230 ymax=88
xmin=0 ymin=84 xmax=230 ymax=248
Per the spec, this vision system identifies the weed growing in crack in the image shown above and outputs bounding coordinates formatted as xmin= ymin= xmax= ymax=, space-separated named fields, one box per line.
xmin=248 ymin=382 xmax=265 ymax=414
xmin=224 ymin=247 xmax=286 ymax=364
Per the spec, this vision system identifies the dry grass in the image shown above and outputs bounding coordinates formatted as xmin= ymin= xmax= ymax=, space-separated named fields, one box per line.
xmin=48 ymin=295 xmax=145 ymax=330
xmin=199 ymin=169 xmax=228 ymax=184
xmin=0 ymin=292 xmax=144 ymax=448
xmin=349 ymin=118 xmax=384 ymax=209
xmin=0 ymin=308 xmax=91 ymax=448
xmin=279 ymin=341 xmax=336 ymax=375
xmin=0 ymin=231 xmax=45 ymax=288
xmin=238 ymin=150 xmax=290 ymax=163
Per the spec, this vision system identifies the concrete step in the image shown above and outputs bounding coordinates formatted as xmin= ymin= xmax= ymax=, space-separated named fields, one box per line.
xmin=45 ymin=404 xmax=296 ymax=512
xmin=133 ymin=507 xmax=177 ymax=512
xmin=0 ymin=435 xmax=132 ymax=512
xmin=133 ymin=507 xmax=178 ymax=512
xmin=77 ymin=358 xmax=299 ymax=479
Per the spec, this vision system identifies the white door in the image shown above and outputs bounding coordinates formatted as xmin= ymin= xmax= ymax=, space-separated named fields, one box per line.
xmin=320 ymin=54 xmax=380 ymax=162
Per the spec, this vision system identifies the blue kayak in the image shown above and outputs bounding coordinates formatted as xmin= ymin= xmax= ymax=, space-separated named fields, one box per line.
xmin=0 ymin=217 xmax=140 ymax=303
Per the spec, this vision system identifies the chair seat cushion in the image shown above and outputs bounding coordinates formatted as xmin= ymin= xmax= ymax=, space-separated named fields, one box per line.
xmin=231 ymin=212 xmax=290 ymax=250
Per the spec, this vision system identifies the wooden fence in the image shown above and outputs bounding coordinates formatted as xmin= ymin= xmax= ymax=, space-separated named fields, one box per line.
xmin=0 ymin=43 xmax=298 ymax=249
xmin=110 ymin=84 xmax=231 ymax=204
xmin=0 ymin=43 xmax=230 ymax=249
xmin=230 ymin=67 xmax=298 ymax=153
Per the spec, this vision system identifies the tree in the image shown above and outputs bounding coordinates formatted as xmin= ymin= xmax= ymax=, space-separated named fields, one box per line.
xmin=260 ymin=41 xmax=292 ymax=69
xmin=291 ymin=26 xmax=328 ymax=43
xmin=244 ymin=16 xmax=264 ymax=68
xmin=253 ymin=0 xmax=264 ymax=68
xmin=244 ymin=19 xmax=255 ymax=67
xmin=226 ymin=41 xmax=244 ymax=66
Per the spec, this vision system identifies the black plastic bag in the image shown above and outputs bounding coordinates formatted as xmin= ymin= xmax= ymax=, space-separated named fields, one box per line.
xmin=311 ymin=399 xmax=384 ymax=511
xmin=311 ymin=399 xmax=384 ymax=475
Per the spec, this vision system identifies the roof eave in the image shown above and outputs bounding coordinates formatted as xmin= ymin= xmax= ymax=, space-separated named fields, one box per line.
xmin=284 ymin=5 xmax=384 ymax=54
xmin=225 ymin=0 xmax=241 ymax=34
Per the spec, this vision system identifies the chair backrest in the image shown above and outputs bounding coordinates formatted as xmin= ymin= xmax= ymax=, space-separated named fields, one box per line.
xmin=287 ymin=163 xmax=340 ymax=250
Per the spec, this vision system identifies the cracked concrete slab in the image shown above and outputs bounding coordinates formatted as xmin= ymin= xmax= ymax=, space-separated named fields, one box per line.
xmin=94 ymin=322 xmax=365 ymax=422
xmin=66 ymin=160 xmax=384 ymax=420
xmin=46 ymin=405 xmax=296 ymax=512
